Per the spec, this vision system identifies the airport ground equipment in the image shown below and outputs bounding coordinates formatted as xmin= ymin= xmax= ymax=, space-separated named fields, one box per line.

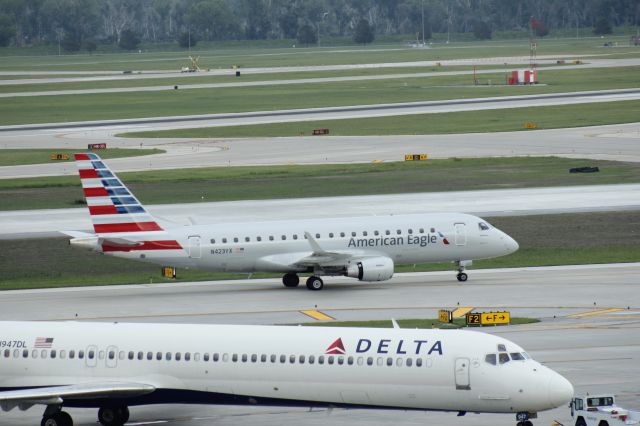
xmin=571 ymin=394 xmax=640 ymax=426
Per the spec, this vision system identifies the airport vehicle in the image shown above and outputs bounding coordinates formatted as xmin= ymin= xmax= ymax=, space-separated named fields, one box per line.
xmin=571 ymin=394 xmax=640 ymax=426
xmin=65 ymin=153 xmax=519 ymax=290
xmin=0 ymin=320 xmax=573 ymax=426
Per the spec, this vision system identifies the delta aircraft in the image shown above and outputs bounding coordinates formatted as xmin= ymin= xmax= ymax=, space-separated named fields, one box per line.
xmin=0 ymin=321 xmax=573 ymax=426
xmin=65 ymin=153 xmax=519 ymax=290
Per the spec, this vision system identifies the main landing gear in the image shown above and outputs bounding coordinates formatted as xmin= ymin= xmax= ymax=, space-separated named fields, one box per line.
xmin=40 ymin=404 xmax=130 ymax=426
xmin=282 ymin=273 xmax=324 ymax=291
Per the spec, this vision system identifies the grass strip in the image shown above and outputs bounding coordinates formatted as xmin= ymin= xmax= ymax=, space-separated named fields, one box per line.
xmin=0 ymin=148 xmax=163 ymax=167
xmin=1 ymin=66 xmax=638 ymax=125
xmin=1 ymin=211 xmax=638 ymax=290
xmin=1 ymin=157 xmax=639 ymax=211
xmin=298 ymin=318 xmax=540 ymax=329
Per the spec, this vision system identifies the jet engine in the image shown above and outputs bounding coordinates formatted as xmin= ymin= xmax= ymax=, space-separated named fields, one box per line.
xmin=345 ymin=257 xmax=394 ymax=282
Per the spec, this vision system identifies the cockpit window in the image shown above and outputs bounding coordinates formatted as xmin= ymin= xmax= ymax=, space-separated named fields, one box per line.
xmin=497 ymin=344 xmax=506 ymax=352
xmin=485 ymin=354 xmax=497 ymax=365
xmin=522 ymin=352 xmax=531 ymax=359
xmin=478 ymin=222 xmax=490 ymax=231
xmin=498 ymin=353 xmax=510 ymax=364
xmin=510 ymin=352 xmax=525 ymax=361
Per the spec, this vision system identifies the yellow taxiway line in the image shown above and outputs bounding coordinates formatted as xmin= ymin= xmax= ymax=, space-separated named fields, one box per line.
xmin=452 ymin=307 xmax=474 ymax=318
xmin=300 ymin=310 xmax=335 ymax=321
xmin=567 ymin=308 xmax=626 ymax=318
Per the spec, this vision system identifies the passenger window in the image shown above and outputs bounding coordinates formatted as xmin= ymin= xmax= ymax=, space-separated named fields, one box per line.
xmin=386 ymin=358 xmax=393 ymax=366
xmin=251 ymin=354 xmax=257 ymax=363
xmin=245 ymin=237 xmax=250 ymax=242
xmin=128 ymin=351 xmax=134 ymax=360
xmin=59 ymin=350 xmax=66 ymax=359
xmin=357 ymin=357 xmax=363 ymax=366
xmin=260 ymin=354 xmax=266 ymax=362
xmin=367 ymin=357 xmax=373 ymax=366
xmin=69 ymin=350 xmax=75 ymax=359
xmin=416 ymin=358 xmax=423 ymax=367
xmin=406 ymin=358 xmax=413 ymax=367
xmin=377 ymin=357 xmax=384 ymax=366
xmin=308 ymin=355 xmax=315 ymax=364
xmin=232 ymin=354 xmax=238 ymax=362
xmin=340 ymin=232 xmax=345 ymax=237
xmin=329 ymin=233 xmax=334 ymax=238
xmin=213 ymin=353 xmax=219 ymax=362
xmin=498 ymin=353 xmax=510 ymax=364
xmin=362 ymin=231 xmax=367 ymax=236
xmin=385 ymin=230 xmax=390 ymax=235
xmin=318 ymin=356 xmax=325 ymax=365
xmin=78 ymin=350 xmax=84 ymax=359
xmin=50 ymin=350 xmax=57 ymax=359
xmin=257 ymin=236 xmax=262 ymax=242
xmin=146 ymin=352 xmax=152 ymax=360
xmin=419 ymin=228 xmax=424 ymax=234
xmin=485 ymin=354 xmax=497 ymax=365
xmin=176 ymin=352 xmax=182 ymax=361
xmin=299 ymin=355 xmax=305 ymax=364
xmin=408 ymin=229 xmax=413 ymax=234
xmin=281 ymin=235 xmax=286 ymax=240
xmin=31 ymin=349 xmax=38 ymax=359
xmin=293 ymin=235 xmax=298 ymax=240
xmin=166 ymin=352 xmax=172 ymax=361
xmin=270 ymin=354 xmax=276 ymax=363
xmin=396 ymin=358 xmax=403 ymax=367
xmin=351 ymin=232 xmax=356 ymax=237
xmin=204 ymin=353 xmax=209 ymax=362
xmin=328 ymin=356 xmax=334 ymax=365
xmin=119 ymin=351 xmax=125 ymax=360
xmin=315 ymin=233 xmax=320 ymax=238
xmin=280 ymin=355 xmax=286 ymax=363
xmin=157 ymin=352 xmax=163 ymax=361
xmin=430 ymin=228 xmax=435 ymax=233
xmin=41 ymin=350 xmax=47 ymax=359
xmin=88 ymin=350 xmax=95 ymax=360
xmin=347 ymin=356 xmax=354 ymax=365
xmin=289 ymin=355 xmax=295 ymax=364
xmin=232 ymin=237 xmax=237 ymax=243
xmin=210 ymin=239 xmax=215 ymax=244
xmin=98 ymin=351 xmax=105 ymax=360
xmin=374 ymin=230 xmax=379 ymax=236
xmin=338 ymin=356 xmax=344 ymax=365
xmin=396 ymin=229 xmax=401 ymax=235
xmin=137 ymin=351 xmax=143 ymax=360
xmin=22 ymin=349 xmax=29 ymax=358
xmin=185 ymin=353 xmax=191 ymax=361
xmin=241 ymin=354 xmax=247 ymax=362
xmin=110 ymin=351 xmax=117 ymax=360
xmin=269 ymin=236 xmax=274 ymax=241
xmin=222 ymin=238 xmax=227 ymax=243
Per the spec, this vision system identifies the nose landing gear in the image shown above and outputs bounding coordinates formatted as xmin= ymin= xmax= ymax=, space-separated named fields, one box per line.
xmin=516 ymin=411 xmax=535 ymax=426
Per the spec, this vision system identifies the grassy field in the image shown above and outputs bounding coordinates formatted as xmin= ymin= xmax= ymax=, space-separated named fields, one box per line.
xmin=0 ymin=148 xmax=163 ymax=167
xmin=1 ymin=211 xmax=638 ymax=290
xmin=0 ymin=36 xmax=636 ymax=72
xmin=1 ymin=65 xmax=639 ymax=125
xmin=122 ymin=99 xmax=640 ymax=138
xmin=299 ymin=318 xmax=540 ymax=329
xmin=1 ymin=157 xmax=639 ymax=211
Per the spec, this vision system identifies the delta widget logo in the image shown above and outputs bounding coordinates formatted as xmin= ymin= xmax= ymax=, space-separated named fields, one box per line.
xmin=325 ymin=338 xmax=346 ymax=355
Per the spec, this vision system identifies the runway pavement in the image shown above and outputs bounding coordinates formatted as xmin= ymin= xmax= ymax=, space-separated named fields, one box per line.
xmin=1 ymin=263 xmax=639 ymax=425
xmin=2 ymin=184 xmax=639 ymax=239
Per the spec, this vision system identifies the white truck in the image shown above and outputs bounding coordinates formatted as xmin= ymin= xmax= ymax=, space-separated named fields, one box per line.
xmin=571 ymin=395 xmax=640 ymax=426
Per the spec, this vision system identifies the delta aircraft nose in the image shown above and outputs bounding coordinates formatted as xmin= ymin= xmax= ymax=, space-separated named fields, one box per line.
xmin=505 ymin=235 xmax=519 ymax=254
xmin=548 ymin=374 xmax=574 ymax=408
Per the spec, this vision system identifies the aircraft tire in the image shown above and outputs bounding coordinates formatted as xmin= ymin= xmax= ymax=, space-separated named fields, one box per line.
xmin=456 ymin=272 xmax=468 ymax=282
xmin=282 ymin=273 xmax=300 ymax=287
xmin=98 ymin=405 xmax=128 ymax=426
xmin=306 ymin=276 xmax=324 ymax=291
xmin=41 ymin=411 xmax=73 ymax=426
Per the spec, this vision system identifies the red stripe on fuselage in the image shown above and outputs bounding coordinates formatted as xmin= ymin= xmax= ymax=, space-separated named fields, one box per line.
xmin=93 ymin=222 xmax=163 ymax=233
xmin=83 ymin=187 xmax=109 ymax=197
xmin=79 ymin=169 xmax=99 ymax=179
xmin=74 ymin=153 xmax=90 ymax=161
xmin=88 ymin=205 xmax=118 ymax=215
xmin=102 ymin=240 xmax=182 ymax=252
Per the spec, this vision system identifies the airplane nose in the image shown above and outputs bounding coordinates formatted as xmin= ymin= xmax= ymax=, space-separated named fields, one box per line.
xmin=502 ymin=233 xmax=519 ymax=254
xmin=547 ymin=373 xmax=574 ymax=408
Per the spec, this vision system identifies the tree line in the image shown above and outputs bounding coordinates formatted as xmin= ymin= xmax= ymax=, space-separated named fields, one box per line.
xmin=0 ymin=0 xmax=638 ymax=51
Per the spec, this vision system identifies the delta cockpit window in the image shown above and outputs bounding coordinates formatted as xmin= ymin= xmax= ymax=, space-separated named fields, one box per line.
xmin=478 ymin=222 xmax=491 ymax=231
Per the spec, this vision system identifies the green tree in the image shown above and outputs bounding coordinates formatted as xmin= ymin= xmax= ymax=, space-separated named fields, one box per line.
xmin=83 ymin=38 xmax=97 ymax=53
xmin=0 ymin=13 xmax=14 ymax=46
xmin=593 ymin=17 xmax=612 ymax=35
xmin=353 ymin=18 xmax=374 ymax=45
xmin=296 ymin=23 xmax=316 ymax=46
xmin=177 ymin=30 xmax=197 ymax=48
xmin=187 ymin=0 xmax=237 ymax=41
xmin=473 ymin=20 xmax=491 ymax=39
xmin=118 ymin=28 xmax=140 ymax=50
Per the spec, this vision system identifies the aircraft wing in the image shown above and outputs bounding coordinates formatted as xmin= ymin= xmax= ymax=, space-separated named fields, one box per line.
xmin=293 ymin=232 xmax=373 ymax=267
xmin=0 ymin=382 xmax=155 ymax=411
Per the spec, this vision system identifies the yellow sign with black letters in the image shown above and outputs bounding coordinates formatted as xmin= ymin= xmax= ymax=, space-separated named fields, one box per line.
xmin=438 ymin=310 xmax=452 ymax=323
xmin=466 ymin=311 xmax=510 ymax=326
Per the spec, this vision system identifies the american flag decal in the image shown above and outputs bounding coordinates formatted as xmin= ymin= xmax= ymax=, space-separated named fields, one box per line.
xmin=34 ymin=337 xmax=54 ymax=348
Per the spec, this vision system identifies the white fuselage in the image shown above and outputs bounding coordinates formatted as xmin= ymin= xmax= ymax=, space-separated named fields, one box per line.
xmin=0 ymin=321 xmax=572 ymax=415
xmin=103 ymin=213 xmax=518 ymax=275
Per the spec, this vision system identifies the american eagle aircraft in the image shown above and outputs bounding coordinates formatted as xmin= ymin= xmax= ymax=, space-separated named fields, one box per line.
xmin=65 ymin=153 xmax=519 ymax=290
xmin=0 ymin=321 xmax=573 ymax=426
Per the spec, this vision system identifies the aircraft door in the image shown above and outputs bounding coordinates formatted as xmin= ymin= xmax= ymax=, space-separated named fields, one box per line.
xmin=454 ymin=223 xmax=467 ymax=246
xmin=106 ymin=345 xmax=118 ymax=368
xmin=85 ymin=345 xmax=98 ymax=368
xmin=188 ymin=235 xmax=201 ymax=259
xmin=454 ymin=357 xmax=471 ymax=390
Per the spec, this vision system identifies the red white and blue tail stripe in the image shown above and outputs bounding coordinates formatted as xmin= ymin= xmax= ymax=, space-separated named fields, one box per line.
xmin=74 ymin=153 xmax=183 ymax=254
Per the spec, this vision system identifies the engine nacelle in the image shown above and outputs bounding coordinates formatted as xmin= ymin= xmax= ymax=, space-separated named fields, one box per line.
xmin=346 ymin=257 xmax=394 ymax=282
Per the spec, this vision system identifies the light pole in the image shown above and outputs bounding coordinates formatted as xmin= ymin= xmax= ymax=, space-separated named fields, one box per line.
xmin=421 ymin=0 xmax=425 ymax=45
xmin=317 ymin=11 xmax=329 ymax=46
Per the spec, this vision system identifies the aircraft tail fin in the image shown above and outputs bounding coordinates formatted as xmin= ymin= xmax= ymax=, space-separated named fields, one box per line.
xmin=74 ymin=153 xmax=164 ymax=235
